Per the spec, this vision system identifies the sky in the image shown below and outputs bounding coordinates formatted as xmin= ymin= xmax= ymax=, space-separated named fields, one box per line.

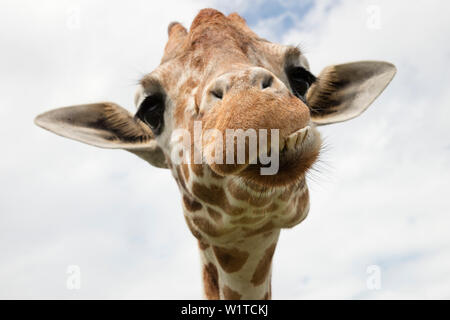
xmin=1 ymin=0 xmax=449 ymax=299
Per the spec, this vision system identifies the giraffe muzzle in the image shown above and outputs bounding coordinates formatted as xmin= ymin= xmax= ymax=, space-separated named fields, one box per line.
xmin=201 ymin=82 xmax=313 ymax=178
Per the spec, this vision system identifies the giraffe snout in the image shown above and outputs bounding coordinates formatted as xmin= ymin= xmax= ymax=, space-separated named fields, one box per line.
xmin=202 ymin=68 xmax=312 ymax=177
xmin=207 ymin=67 xmax=279 ymax=99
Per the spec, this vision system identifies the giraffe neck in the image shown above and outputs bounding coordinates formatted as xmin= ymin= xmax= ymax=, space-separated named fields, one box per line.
xmin=199 ymin=230 xmax=280 ymax=300
xmin=169 ymin=161 xmax=310 ymax=300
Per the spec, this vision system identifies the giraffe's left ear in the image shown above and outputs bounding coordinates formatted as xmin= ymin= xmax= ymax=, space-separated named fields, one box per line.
xmin=307 ymin=61 xmax=396 ymax=125
xmin=34 ymin=102 xmax=168 ymax=168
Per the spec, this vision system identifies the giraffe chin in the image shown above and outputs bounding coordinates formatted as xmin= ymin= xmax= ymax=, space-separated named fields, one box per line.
xmin=237 ymin=125 xmax=322 ymax=188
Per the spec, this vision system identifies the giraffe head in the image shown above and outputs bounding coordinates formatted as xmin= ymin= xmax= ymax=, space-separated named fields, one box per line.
xmin=35 ymin=9 xmax=396 ymax=299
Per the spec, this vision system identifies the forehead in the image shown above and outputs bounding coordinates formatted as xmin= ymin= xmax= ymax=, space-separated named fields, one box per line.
xmin=140 ymin=9 xmax=306 ymax=93
xmin=166 ymin=10 xmax=261 ymax=65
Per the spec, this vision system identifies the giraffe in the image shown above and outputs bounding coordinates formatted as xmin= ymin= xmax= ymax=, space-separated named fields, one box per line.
xmin=34 ymin=9 xmax=396 ymax=299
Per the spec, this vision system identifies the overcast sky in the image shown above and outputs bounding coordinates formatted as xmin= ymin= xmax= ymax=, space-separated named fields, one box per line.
xmin=1 ymin=0 xmax=449 ymax=299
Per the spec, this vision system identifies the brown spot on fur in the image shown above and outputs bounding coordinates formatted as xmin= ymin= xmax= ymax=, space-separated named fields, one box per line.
xmin=183 ymin=194 xmax=203 ymax=212
xmin=191 ymin=164 xmax=204 ymax=177
xmin=231 ymin=215 xmax=265 ymax=225
xmin=184 ymin=216 xmax=203 ymax=240
xmin=192 ymin=182 xmax=244 ymax=216
xmin=262 ymin=231 xmax=275 ymax=238
xmin=198 ymin=240 xmax=210 ymax=250
xmin=286 ymin=189 xmax=309 ymax=226
xmin=245 ymin=180 xmax=271 ymax=193
xmin=209 ymin=167 xmax=224 ymax=179
xmin=251 ymin=243 xmax=277 ymax=286
xmin=192 ymin=216 xmax=231 ymax=237
xmin=223 ymin=285 xmax=242 ymax=300
xmin=180 ymin=76 xmax=197 ymax=93
xmin=181 ymin=163 xmax=190 ymax=181
xmin=253 ymin=202 xmax=278 ymax=215
xmin=207 ymin=206 xmax=222 ymax=222
xmin=213 ymin=246 xmax=249 ymax=273
xmin=243 ymin=221 xmax=275 ymax=237
xmin=278 ymin=185 xmax=295 ymax=202
xmin=203 ymin=263 xmax=219 ymax=300
xmin=191 ymin=55 xmax=205 ymax=70
xmin=227 ymin=179 xmax=271 ymax=207
xmin=279 ymin=180 xmax=306 ymax=202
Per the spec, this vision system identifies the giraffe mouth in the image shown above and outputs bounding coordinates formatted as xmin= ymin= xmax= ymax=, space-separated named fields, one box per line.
xmin=239 ymin=124 xmax=321 ymax=186
xmin=277 ymin=125 xmax=318 ymax=169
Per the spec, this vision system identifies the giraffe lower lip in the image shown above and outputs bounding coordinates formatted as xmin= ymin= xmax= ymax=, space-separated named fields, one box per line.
xmin=237 ymin=125 xmax=320 ymax=186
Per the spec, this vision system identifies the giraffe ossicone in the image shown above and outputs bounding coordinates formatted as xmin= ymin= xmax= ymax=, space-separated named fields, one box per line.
xmin=34 ymin=8 xmax=396 ymax=299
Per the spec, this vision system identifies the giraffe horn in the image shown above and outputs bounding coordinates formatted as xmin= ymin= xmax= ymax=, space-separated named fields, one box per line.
xmin=163 ymin=22 xmax=187 ymax=58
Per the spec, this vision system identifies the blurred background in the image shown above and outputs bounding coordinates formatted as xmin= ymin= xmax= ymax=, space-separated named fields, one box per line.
xmin=1 ymin=0 xmax=449 ymax=299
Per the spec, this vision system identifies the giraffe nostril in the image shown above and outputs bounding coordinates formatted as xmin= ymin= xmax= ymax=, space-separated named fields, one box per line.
xmin=262 ymin=75 xmax=273 ymax=90
xmin=211 ymin=89 xmax=223 ymax=100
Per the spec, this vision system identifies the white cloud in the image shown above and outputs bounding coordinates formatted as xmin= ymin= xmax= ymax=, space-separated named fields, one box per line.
xmin=0 ymin=0 xmax=210 ymax=299
xmin=1 ymin=0 xmax=449 ymax=299
xmin=271 ymin=0 xmax=450 ymax=299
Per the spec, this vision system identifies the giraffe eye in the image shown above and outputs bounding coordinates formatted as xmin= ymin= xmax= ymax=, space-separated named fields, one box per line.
xmin=286 ymin=66 xmax=316 ymax=100
xmin=136 ymin=93 xmax=165 ymax=135
xmin=211 ymin=89 xmax=223 ymax=100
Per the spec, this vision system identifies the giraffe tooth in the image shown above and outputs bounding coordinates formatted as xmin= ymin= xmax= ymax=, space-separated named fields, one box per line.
xmin=286 ymin=134 xmax=296 ymax=150
xmin=303 ymin=126 xmax=311 ymax=144
xmin=295 ymin=126 xmax=310 ymax=148
xmin=295 ymin=131 xmax=305 ymax=148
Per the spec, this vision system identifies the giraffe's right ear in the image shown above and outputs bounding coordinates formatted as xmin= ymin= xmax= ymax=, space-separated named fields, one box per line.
xmin=34 ymin=102 xmax=168 ymax=168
